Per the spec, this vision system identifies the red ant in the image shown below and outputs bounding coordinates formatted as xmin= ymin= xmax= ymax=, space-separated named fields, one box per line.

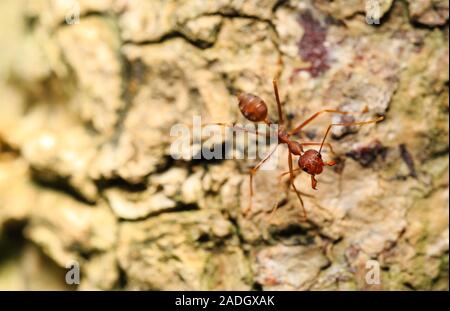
xmin=212 ymin=79 xmax=384 ymax=221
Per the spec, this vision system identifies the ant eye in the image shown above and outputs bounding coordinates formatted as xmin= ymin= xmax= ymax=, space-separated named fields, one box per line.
xmin=303 ymin=168 xmax=308 ymax=173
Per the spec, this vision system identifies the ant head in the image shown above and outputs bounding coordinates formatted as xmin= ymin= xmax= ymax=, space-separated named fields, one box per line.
xmin=238 ymin=93 xmax=268 ymax=123
xmin=298 ymin=149 xmax=325 ymax=176
xmin=298 ymin=149 xmax=337 ymax=176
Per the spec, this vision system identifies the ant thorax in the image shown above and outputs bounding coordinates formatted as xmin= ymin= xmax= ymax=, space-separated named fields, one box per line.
xmin=277 ymin=128 xmax=303 ymax=156
xmin=277 ymin=127 xmax=290 ymax=144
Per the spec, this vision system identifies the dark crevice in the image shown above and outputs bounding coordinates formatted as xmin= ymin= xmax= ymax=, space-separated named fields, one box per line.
xmin=272 ymin=0 xmax=289 ymax=13
xmin=227 ymin=214 xmax=246 ymax=247
xmin=30 ymin=169 xmax=96 ymax=205
xmin=55 ymin=10 xmax=114 ymax=31
xmin=69 ymin=245 xmax=102 ymax=261
xmin=203 ymin=11 xmax=275 ymax=27
xmin=96 ymin=176 xmax=148 ymax=193
xmin=112 ymin=55 xmax=148 ymax=144
xmin=0 ymin=219 xmax=28 ymax=248
xmin=116 ymin=264 xmax=128 ymax=289
xmin=425 ymin=146 xmax=450 ymax=160
xmin=319 ymin=259 xmax=332 ymax=272
xmin=403 ymin=281 xmax=417 ymax=290
xmin=117 ymin=203 xmax=200 ymax=222
xmin=197 ymin=233 xmax=211 ymax=243
xmin=270 ymin=223 xmax=315 ymax=246
xmin=24 ymin=15 xmax=39 ymax=31
xmin=252 ymin=282 xmax=263 ymax=291
xmin=272 ymin=223 xmax=308 ymax=237
xmin=409 ymin=17 xmax=450 ymax=30
xmin=123 ymin=31 xmax=216 ymax=50
xmin=0 ymin=136 xmax=21 ymax=157
xmin=399 ymin=143 xmax=417 ymax=178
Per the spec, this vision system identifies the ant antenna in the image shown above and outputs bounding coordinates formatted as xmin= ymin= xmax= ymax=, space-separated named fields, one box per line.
xmin=273 ymin=79 xmax=284 ymax=125
xmin=318 ymin=116 xmax=385 ymax=154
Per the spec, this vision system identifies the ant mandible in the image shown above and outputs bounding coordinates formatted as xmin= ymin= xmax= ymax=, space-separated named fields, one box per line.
xmin=212 ymin=79 xmax=384 ymax=221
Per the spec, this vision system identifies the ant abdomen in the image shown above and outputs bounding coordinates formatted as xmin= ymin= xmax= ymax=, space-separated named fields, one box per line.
xmin=238 ymin=93 xmax=268 ymax=122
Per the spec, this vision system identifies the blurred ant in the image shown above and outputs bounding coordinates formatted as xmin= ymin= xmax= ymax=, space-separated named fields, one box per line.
xmin=212 ymin=79 xmax=384 ymax=220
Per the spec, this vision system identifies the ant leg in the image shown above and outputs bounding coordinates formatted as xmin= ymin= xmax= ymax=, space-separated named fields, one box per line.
xmin=270 ymin=166 xmax=319 ymax=219
xmin=278 ymin=170 xmax=316 ymax=196
xmin=272 ymin=79 xmax=284 ymax=126
xmin=270 ymin=158 xmax=298 ymax=219
xmin=289 ymin=109 xmax=349 ymax=136
xmin=244 ymin=144 xmax=280 ymax=217
xmin=269 ymin=167 xmax=301 ymax=220
xmin=318 ymin=116 xmax=384 ymax=153
xmin=268 ymin=170 xmax=289 ymax=220
xmin=311 ymin=175 xmax=318 ymax=190
xmin=288 ymin=151 xmax=307 ymax=221
xmin=276 ymin=169 xmax=315 ymax=196
xmin=300 ymin=142 xmax=336 ymax=156
xmin=279 ymin=168 xmax=301 ymax=179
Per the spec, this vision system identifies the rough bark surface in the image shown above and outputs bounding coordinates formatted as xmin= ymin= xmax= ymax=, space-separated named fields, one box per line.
xmin=0 ymin=0 xmax=448 ymax=290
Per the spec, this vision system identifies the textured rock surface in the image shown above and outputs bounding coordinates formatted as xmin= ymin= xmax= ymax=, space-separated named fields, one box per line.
xmin=0 ymin=0 xmax=448 ymax=290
